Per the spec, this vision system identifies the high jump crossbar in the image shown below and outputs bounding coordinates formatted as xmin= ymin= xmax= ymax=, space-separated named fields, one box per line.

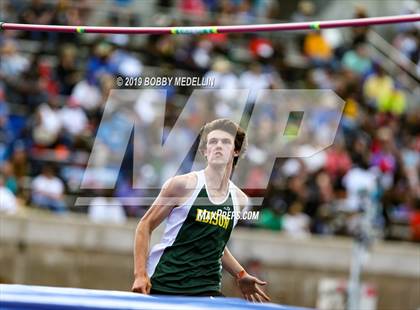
xmin=1 ymin=14 xmax=419 ymax=35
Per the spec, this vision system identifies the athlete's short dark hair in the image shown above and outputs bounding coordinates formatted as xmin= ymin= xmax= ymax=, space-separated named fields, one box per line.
xmin=198 ymin=119 xmax=247 ymax=164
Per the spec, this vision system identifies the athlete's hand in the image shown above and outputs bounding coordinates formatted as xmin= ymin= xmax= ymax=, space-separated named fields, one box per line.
xmin=237 ymin=273 xmax=270 ymax=303
xmin=131 ymin=274 xmax=152 ymax=294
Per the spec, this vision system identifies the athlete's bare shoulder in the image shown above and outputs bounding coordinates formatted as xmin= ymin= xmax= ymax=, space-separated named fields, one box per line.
xmin=160 ymin=172 xmax=198 ymax=205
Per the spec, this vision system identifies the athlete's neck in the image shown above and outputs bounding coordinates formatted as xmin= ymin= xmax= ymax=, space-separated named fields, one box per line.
xmin=204 ymin=164 xmax=232 ymax=192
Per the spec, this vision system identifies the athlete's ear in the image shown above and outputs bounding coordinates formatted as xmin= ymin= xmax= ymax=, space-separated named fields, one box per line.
xmin=202 ymin=146 xmax=208 ymax=157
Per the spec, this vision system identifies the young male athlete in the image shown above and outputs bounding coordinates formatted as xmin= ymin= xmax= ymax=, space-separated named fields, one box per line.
xmin=131 ymin=119 xmax=270 ymax=302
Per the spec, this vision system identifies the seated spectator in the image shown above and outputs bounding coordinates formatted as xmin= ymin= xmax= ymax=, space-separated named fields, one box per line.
xmin=324 ymin=142 xmax=352 ymax=181
xmin=402 ymin=137 xmax=420 ymax=196
xmin=283 ymin=201 xmax=310 ymax=238
xmin=363 ymin=64 xmax=394 ymax=107
xmin=70 ymin=76 xmax=102 ymax=111
xmin=351 ymin=5 xmax=369 ymax=45
xmin=59 ymin=97 xmax=89 ymax=139
xmin=370 ymin=127 xmax=397 ymax=190
xmin=56 ymin=44 xmax=81 ymax=96
xmin=10 ymin=141 xmax=30 ymax=189
xmin=393 ymin=29 xmax=419 ymax=61
xmin=1 ymin=160 xmax=18 ymax=195
xmin=377 ymin=86 xmax=406 ymax=115
xmin=109 ymin=47 xmax=143 ymax=78
xmin=88 ymin=189 xmax=126 ymax=224
xmin=86 ymin=42 xmax=115 ymax=85
xmin=249 ymin=37 xmax=274 ymax=60
xmin=342 ymin=42 xmax=373 ymax=75
xmin=0 ymin=39 xmax=30 ymax=77
xmin=0 ymin=176 xmax=17 ymax=214
xmin=303 ymin=30 xmax=333 ymax=65
xmin=239 ymin=62 xmax=275 ymax=103
xmin=31 ymin=165 xmax=66 ymax=213
xmin=32 ymin=99 xmax=62 ymax=147
xmin=342 ymin=159 xmax=377 ymax=212
xmin=292 ymin=0 xmax=315 ymax=22
xmin=203 ymin=58 xmax=239 ymax=114
xmin=257 ymin=201 xmax=285 ymax=231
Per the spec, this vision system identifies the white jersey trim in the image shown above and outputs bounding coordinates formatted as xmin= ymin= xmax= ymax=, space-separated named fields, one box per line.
xmin=147 ymin=171 xmax=205 ymax=278
xmin=229 ymin=182 xmax=242 ymax=228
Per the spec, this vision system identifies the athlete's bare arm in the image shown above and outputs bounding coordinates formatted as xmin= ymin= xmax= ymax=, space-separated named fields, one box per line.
xmin=221 ymin=188 xmax=270 ymax=302
xmin=221 ymin=247 xmax=244 ymax=277
xmin=131 ymin=173 xmax=196 ymax=294
xmin=221 ymin=187 xmax=248 ymax=277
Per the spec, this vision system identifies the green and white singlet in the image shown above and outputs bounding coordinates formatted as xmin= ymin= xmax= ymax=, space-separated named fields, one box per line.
xmin=147 ymin=170 xmax=241 ymax=294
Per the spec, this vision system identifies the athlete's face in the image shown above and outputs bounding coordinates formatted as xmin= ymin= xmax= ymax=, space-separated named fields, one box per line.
xmin=204 ymin=129 xmax=238 ymax=166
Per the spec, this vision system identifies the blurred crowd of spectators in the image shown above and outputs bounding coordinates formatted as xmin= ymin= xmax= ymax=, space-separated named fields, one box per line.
xmin=0 ymin=0 xmax=419 ymax=242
